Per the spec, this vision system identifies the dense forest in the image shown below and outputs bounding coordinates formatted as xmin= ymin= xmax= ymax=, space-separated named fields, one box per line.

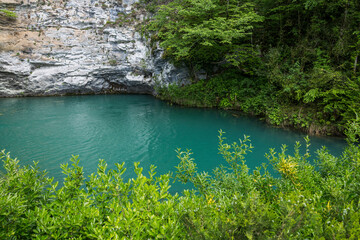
xmin=143 ymin=0 xmax=360 ymax=136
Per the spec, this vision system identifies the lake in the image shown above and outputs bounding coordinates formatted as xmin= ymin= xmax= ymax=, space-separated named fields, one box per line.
xmin=0 ymin=95 xmax=347 ymax=192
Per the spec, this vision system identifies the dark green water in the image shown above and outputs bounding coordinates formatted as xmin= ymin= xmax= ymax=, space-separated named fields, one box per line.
xmin=0 ymin=95 xmax=346 ymax=191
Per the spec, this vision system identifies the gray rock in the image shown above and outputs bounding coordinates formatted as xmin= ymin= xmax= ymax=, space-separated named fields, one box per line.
xmin=0 ymin=0 xmax=190 ymax=97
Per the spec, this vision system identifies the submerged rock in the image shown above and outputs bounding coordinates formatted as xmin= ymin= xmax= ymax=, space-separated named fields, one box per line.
xmin=0 ymin=0 xmax=189 ymax=97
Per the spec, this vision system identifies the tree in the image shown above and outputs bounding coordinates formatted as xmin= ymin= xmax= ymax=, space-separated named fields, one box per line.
xmin=147 ymin=0 xmax=263 ymax=73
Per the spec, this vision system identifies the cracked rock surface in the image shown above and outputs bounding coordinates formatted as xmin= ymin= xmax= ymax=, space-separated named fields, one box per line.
xmin=0 ymin=0 xmax=189 ymax=97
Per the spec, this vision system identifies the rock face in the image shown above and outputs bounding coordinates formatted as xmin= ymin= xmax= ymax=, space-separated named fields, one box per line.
xmin=0 ymin=0 xmax=189 ymax=97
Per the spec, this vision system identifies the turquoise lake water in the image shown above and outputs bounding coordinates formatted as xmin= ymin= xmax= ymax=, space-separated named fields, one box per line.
xmin=0 ymin=95 xmax=347 ymax=192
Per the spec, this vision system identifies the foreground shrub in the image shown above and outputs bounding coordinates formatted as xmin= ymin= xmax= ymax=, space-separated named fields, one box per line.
xmin=1 ymin=132 xmax=360 ymax=239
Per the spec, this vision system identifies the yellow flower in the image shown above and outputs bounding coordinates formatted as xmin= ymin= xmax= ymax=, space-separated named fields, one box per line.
xmin=278 ymin=156 xmax=298 ymax=179
xmin=206 ymin=194 xmax=215 ymax=205
xmin=326 ymin=201 xmax=331 ymax=212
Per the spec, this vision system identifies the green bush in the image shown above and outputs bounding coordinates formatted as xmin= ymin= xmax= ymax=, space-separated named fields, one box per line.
xmin=1 ymin=131 xmax=360 ymax=239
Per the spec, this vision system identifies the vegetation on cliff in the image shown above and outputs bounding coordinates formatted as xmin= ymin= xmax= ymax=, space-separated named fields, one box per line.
xmin=1 ymin=126 xmax=360 ymax=239
xmin=0 ymin=9 xmax=17 ymax=19
xmin=0 ymin=8 xmax=17 ymax=24
xmin=145 ymin=0 xmax=360 ymax=136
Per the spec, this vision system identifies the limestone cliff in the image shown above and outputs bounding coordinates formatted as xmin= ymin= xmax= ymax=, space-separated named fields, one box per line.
xmin=0 ymin=0 xmax=189 ymax=96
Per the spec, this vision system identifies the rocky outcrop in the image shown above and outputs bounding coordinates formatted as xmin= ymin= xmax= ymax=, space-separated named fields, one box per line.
xmin=0 ymin=0 xmax=189 ymax=97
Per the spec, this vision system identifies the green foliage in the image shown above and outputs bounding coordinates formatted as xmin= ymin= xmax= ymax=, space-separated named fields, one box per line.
xmin=0 ymin=9 xmax=17 ymax=19
xmin=147 ymin=0 xmax=263 ymax=71
xmin=156 ymin=71 xmax=328 ymax=132
xmin=156 ymin=70 xmax=265 ymax=109
xmin=0 ymin=151 xmax=185 ymax=239
xmin=1 ymin=131 xmax=360 ymax=238
xmin=345 ymin=116 xmax=360 ymax=144
xmin=149 ymin=0 xmax=360 ymax=136
xmin=137 ymin=0 xmax=171 ymax=13
xmin=0 ymin=150 xmax=52 ymax=239
xmin=176 ymin=131 xmax=360 ymax=238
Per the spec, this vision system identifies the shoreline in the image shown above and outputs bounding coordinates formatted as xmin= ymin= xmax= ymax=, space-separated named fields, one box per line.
xmin=0 ymin=90 xmax=346 ymax=138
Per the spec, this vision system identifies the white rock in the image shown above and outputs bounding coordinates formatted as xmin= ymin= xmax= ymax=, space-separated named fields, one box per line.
xmin=0 ymin=0 xmax=189 ymax=97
